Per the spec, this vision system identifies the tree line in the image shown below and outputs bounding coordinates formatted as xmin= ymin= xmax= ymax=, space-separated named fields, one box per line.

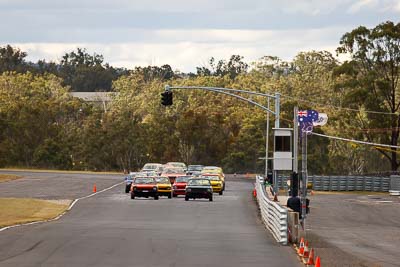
xmin=0 ymin=21 xmax=399 ymax=174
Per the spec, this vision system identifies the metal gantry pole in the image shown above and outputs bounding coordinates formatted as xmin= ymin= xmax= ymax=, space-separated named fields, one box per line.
xmin=265 ymin=99 xmax=270 ymax=176
xmin=274 ymin=92 xmax=280 ymax=128
xmin=273 ymin=93 xmax=280 ymax=195
xmin=167 ymin=85 xmax=277 ymax=114
xmin=273 ymin=168 xmax=278 ymax=194
xmin=293 ymin=106 xmax=298 ymax=173
xmin=301 ymin=131 xmax=308 ymax=228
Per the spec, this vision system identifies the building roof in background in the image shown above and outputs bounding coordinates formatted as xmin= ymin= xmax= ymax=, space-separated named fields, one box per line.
xmin=70 ymin=92 xmax=117 ymax=102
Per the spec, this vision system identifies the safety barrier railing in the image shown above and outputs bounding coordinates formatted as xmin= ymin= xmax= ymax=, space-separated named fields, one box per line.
xmin=389 ymin=175 xmax=400 ymax=195
xmin=275 ymin=175 xmax=393 ymax=192
xmin=255 ymin=175 xmax=288 ymax=245
xmin=309 ymin=175 xmax=391 ymax=192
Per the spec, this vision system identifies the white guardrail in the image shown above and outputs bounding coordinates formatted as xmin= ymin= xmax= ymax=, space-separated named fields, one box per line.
xmin=255 ymin=175 xmax=288 ymax=245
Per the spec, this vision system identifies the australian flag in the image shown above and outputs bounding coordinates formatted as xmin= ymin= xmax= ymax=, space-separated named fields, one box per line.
xmin=298 ymin=110 xmax=319 ymax=133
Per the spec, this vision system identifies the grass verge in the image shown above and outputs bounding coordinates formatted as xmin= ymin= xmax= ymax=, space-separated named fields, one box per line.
xmin=0 ymin=198 xmax=71 ymax=228
xmin=0 ymin=174 xmax=23 ymax=183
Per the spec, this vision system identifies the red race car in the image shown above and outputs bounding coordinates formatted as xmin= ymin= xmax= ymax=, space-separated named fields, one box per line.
xmin=130 ymin=176 xmax=159 ymax=200
xmin=172 ymin=176 xmax=192 ymax=197
xmin=161 ymin=167 xmax=186 ymax=184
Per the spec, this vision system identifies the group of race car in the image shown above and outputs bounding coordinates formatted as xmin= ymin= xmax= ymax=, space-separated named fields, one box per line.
xmin=124 ymin=162 xmax=225 ymax=201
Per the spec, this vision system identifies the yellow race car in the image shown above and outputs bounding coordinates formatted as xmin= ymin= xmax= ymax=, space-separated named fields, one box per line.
xmin=154 ymin=176 xmax=172 ymax=198
xmin=201 ymin=166 xmax=225 ymax=190
xmin=201 ymin=174 xmax=223 ymax=195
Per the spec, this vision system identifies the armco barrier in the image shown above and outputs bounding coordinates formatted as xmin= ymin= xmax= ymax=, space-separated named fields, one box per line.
xmin=390 ymin=175 xmax=400 ymax=191
xmin=276 ymin=175 xmax=392 ymax=192
xmin=255 ymin=176 xmax=288 ymax=245
xmin=390 ymin=175 xmax=400 ymax=195
xmin=309 ymin=175 xmax=390 ymax=192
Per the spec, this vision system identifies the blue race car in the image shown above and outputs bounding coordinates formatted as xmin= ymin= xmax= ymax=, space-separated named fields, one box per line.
xmin=124 ymin=175 xmax=133 ymax=193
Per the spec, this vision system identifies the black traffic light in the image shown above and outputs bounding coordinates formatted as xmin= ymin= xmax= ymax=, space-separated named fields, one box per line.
xmin=167 ymin=91 xmax=173 ymax=105
xmin=161 ymin=91 xmax=173 ymax=106
xmin=161 ymin=92 xmax=167 ymax=105
xmin=286 ymin=197 xmax=310 ymax=218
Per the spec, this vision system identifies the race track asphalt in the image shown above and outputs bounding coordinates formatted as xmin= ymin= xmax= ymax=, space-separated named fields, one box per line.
xmin=0 ymin=172 xmax=300 ymax=267
xmin=0 ymin=170 xmax=122 ymax=200
xmin=307 ymin=192 xmax=400 ymax=267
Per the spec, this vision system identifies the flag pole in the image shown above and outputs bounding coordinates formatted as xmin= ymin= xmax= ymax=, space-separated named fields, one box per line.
xmin=301 ymin=129 xmax=308 ymax=230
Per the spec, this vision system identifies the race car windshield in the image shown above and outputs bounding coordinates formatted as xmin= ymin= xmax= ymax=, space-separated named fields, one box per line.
xmin=134 ymin=178 xmax=154 ymax=184
xmin=204 ymin=176 xmax=220 ymax=181
xmin=175 ymin=177 xmax=189 ymax=182
xmin=188 ymin=166 xmax=203 ymax=171
xmin=155 ymin=177 xmax=170 ymax=183
xmin=143 ymin=164 xmax=158 ymax=170
xmin=144 ymin=172 xmax=158 ymax=176
xmin=188 ymin=179 xmax=210 ymax=186
xmin=169 ymin=163 xmax=185 ymax=168
xmin=164 ymin=168 xmax=183 ymax=174
xmin=202 ymin=169 xmax=217 ymax=173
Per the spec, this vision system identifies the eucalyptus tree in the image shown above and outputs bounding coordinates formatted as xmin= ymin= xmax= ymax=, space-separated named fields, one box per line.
xmin=59 ymin=48 xmax=124 ymax=92
xmin=0 ymin=45 xmax=28 ymax=73
xmin=196 ymin=55 xmax=249 ymax=79
xmin=0 ymin=72 xmax=77 ymax=168
xmin=336 ymin=21 xmax=400 ymax=171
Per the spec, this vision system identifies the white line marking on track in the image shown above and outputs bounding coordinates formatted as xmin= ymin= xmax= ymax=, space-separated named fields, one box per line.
xmin=0 ymin=181 xmax=124 ymax=233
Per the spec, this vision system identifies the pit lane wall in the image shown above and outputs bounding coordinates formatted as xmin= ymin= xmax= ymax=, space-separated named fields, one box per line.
xmin=255 ymin=176 xmax=288 ymax=245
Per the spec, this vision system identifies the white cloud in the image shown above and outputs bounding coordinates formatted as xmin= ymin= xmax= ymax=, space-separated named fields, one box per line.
xmin=0 ymin=0 xmax=264 ymax=13
xmin=3 ymin=1 xmax=395 ymax=73
xmin=11 ymin=27 xmax=346 ymax=72
xmin=347 ymin=0 xmax=379 ymax=13
xmin=9 ymin=0 xmax=370 ymax=15
xmin=384 ymin=0 xmax=400 ymax=13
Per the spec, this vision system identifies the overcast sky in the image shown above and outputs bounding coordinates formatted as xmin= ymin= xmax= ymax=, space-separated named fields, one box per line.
xmin=1 ymin=0 xmax=399 ymax=72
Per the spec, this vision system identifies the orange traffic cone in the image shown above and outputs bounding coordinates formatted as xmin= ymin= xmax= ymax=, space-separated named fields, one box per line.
xmin=253 ymin=188 xmax=257 ymax=197
xmin=93 ymin=184 xmax=97 ymax=193
xmin=315 ymin=256 xmax=320 ymax=267
xmin=297 ymin=237 xmax=304 ymax=255
xmin=304 ymin=248 xmax=315 ymax=266
xmin=302 ymin=241 xmax=310 ymax=259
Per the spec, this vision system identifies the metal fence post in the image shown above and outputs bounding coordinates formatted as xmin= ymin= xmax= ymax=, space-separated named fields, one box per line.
xmin=372 ymin=176 xmax=375 ymax=191
xmin=355 ymin=176 xmax=358 ymax=190
xmin=363 ymin=176 xmax=366 ymax=191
